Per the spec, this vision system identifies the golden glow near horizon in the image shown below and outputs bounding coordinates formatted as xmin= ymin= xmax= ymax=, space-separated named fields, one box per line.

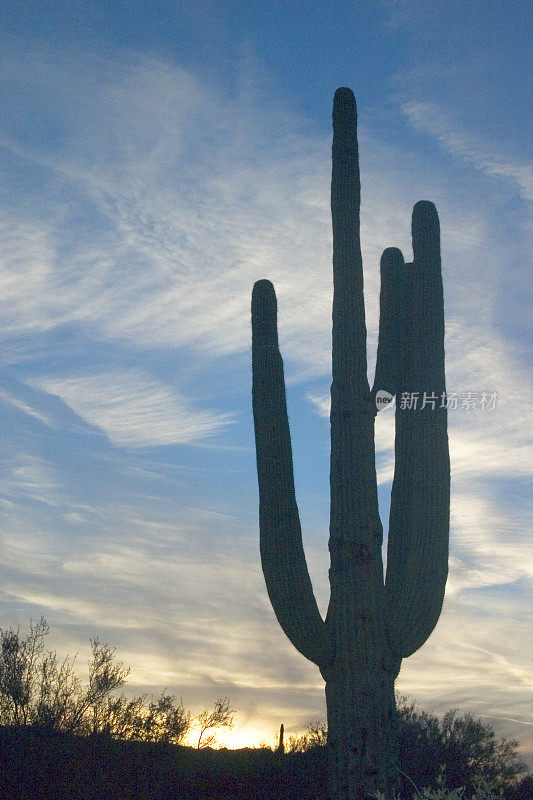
xmin=182 ymin=723 xmax=279 ymax=750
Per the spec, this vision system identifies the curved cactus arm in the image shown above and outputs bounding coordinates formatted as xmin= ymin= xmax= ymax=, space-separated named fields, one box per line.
xmin=372 ymin=247 xmax=405 ymax=399
xmin=384 ymin=201 xmax=450 ymax=658
xmin=252 ymin=279 xmax=328 ymax=668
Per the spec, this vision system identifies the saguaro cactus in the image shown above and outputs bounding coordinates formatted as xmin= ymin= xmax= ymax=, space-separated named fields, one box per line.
xmin=251 ymin=88 xmax=450 ymax=800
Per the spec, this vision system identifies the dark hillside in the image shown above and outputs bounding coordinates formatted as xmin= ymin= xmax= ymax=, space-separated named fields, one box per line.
xmin=1 ymin=725 xmax=529 ymax=799
xmin=0 ymin=725 xmax=327 ymax=800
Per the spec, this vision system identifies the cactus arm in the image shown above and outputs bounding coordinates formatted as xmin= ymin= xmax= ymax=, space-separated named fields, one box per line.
xmin=330 ymin=88 xmax=367 ymax=396
xmin=384 ymin=201 xmax=450 ymax=658
xmin=372 ymin=247 xmax=406 ymax=399
xmin=251 ymin=279 xmax=328 ymax=668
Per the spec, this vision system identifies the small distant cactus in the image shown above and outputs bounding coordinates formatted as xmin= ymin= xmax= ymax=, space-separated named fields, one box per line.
xmin=277 ymin=722 xmax=285 ymax=755
xmin=251 ymin=88 xmax=450 ymax=800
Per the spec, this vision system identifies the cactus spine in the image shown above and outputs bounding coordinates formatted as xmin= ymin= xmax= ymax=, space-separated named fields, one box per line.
xmin=251 ymin=88 xmax=450 ymax=800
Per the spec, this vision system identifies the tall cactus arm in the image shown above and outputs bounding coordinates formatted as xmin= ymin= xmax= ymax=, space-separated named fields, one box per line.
xmin=331 ymin=88 xmax=367 ymax=396
xmin=372 ymin=247 xmax=406 ymax=399
xmin=385 ymin=201 xmax=450 ymax=658
xmin=251 ymin=279 xmax=328 ymax=668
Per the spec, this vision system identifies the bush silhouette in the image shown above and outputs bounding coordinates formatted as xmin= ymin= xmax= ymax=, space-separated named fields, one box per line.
xmin=396 ymin=696 xmax=528 ymax=795
xmin=0 ymin=618 xmax=229 ymax=745
xmin=278 ymin=697 xmax=528 ymax=798
xmin=0 ymin=617 xmax=132 ymax=734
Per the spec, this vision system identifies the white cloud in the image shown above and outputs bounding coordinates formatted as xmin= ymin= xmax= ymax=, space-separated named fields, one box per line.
xmin=2 ymin=49 xmax=527 ymax=389
xmin=401 ymin=101 xmax=533 ymax=204
xmin=0 ymin=388 xmax=53 ymax=426
xmin=0 ymin=500 xmax=316 ymax=692
xmin=2 ymin=493 xmax=530 ymax=763
xmin=448 ymin=490 xmax=533 ymax=594
xmin=1 ymin=454 xmax=60 ymax=506
xmin=0 ymin=50 xmax=334 ymax=363
xmin=32 ymin=369 xmax=233 ymax=446
xmin=399 ymin=615 xmax=533 ymax=735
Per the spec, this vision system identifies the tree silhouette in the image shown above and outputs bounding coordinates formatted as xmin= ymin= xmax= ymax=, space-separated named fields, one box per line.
xmin=194 ymin=696 xmax=236 ymax=748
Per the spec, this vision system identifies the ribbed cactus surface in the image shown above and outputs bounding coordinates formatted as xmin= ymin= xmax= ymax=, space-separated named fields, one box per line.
xmin=251 ymin=88 xmax=450 ymax=800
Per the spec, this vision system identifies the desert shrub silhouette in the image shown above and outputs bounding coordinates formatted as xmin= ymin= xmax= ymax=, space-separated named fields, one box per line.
xmin=0 ymin=618 xmax=189 ymax=742
xmin=271 ymin=700 xmax=529 ymax=800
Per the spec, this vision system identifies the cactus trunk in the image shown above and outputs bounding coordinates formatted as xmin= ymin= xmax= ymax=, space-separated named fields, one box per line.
xmin=324 ymin=87 xmax=400 ymax=799
xmin=326 ymin=672 xmax=397 ymax=798
xmin=251 ymin=87 xmax=449 ymax=800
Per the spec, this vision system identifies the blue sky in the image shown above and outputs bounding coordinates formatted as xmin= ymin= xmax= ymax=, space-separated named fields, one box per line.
xmin=1 ymin=0 xmax=532 ymax=764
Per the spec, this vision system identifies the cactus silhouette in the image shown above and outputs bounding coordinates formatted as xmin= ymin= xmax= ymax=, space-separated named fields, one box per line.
xmin=277 ymin=723 xmax=284 ymax=755
xmin=251 ymin=88 xmax=450 ymax=800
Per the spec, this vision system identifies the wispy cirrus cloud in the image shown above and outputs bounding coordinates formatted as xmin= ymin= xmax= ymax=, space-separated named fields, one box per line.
xmin=2 ymin=454 xmax=61 ymax=506
xmin=6 ymin=47 xmax=513 ymax=379
xmin=0 ymin=388 xmax=53 ymax=426
xmin=398 ymin=599 xmax=533 ymax=763
xmin=449 ymin=490 xmax=533 ymax=593
xmin=0 ymin=498 xmax=322 ymax=712
xmin=0 ymin=49 xmax=333 ymax=363
xmin=401 ymin=101 xmax=533 ymax=204
xmin=31 ymin=369 xmax=233 ymax=446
